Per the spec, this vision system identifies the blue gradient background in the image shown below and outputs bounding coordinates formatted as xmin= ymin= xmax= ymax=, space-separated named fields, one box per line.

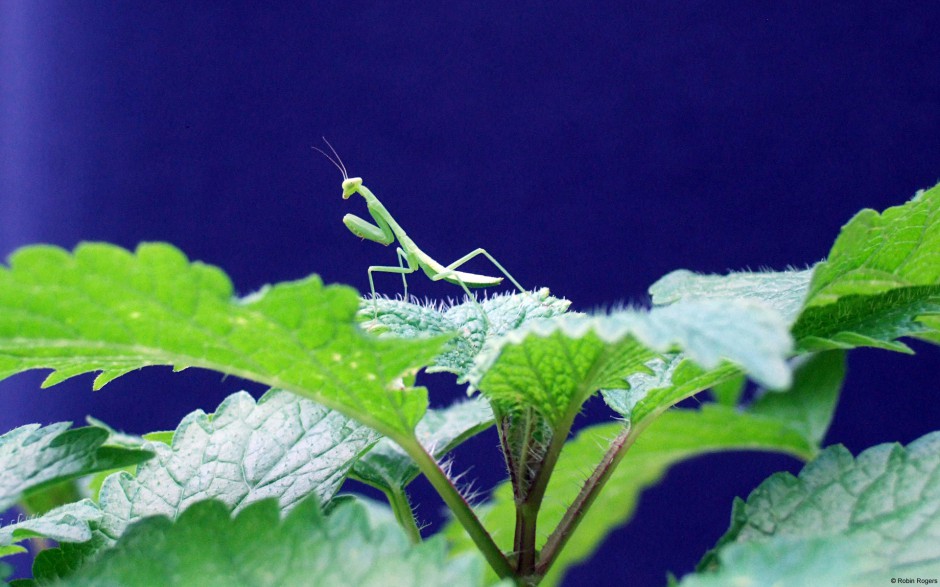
xmin=1 ymin=3 xmax=938 ymax=585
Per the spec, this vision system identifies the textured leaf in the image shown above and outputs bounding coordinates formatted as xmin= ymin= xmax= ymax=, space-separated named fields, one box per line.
xmin=95 ymin=388 xmax=378 ymax=542
xmin=13 ymin=389 xmax=380 ymax=580
xmin=0 ymin=424 xmax=151 ymax=513
xmin=0 ymin=501 xmax=101 ymax=555
xmin=0 ymin=243 xmax=448 ymax=437
xmin=793 ymin=184 xmax=940 ymax=352
xmin=680 ymin=535 xmax=877 ymax=587
xmin=360 ymin=288 xmax=570 ymax=381
xmin=685 ymin=431 xmax=940 ymax=586
xmin=650 ymin=268 xmax=814 ymax=323
xmin=472 ymin=299 xmax=792 ymax=426
xmin=43 ymin=498 xmax=484 ymax=587
xmin=449 ymin=406 xmax=816 ymax=586
xmin=351 ymin=398 xmax=494 ymax=493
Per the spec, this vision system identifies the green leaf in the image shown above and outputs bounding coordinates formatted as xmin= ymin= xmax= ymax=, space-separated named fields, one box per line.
xmin=14 ymin=389 xmax=380 ymax=579
xmin=351 ymin=397 xmax=494 ymax=493
xmin=0 ymin=501 xmax=101 ymax=554
xmin=601 ymin=355 xmax=742 ymax=424
xmin=360 ymin=288 xmax=571 ymax=381
xmin=709 ymin=372 xmax=746 ymax=406
xmin=95 ymin=389 xmax=378 ymax=541
xmin=473 ymin=299 xmax=792 ymax=427
xmin=46 ymin=498 xmax=484 ymax=587
xmin=793 ymin=183 xmax=940 ymax=352
xmin=0 ymin=242 xmax=449 ymax=438
xmin=650 ymin=268 xmax=814 ymax=323
xmin=748 ymin=351 xmax=845 ymax=449
xmin=0 ymin=424 xmax=152 ymax=513
xmin=685 ymin=431 xmax=940 ymax=586
xmin=449 ymin=406 xmax=816 ymax=586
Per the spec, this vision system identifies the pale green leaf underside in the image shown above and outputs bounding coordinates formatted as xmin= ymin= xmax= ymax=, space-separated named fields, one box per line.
xmin=351 ymin=398 xmax=494 ymax=493
xmin=43 ymin=498 xmax=484 ymax=587
xmin=9 ymin=389 xmax=380 ymax=577
xmin=0 ymin=243 xmax=448 ymax=437
xmin=360 ymin=288 xmax=570 ymax=381
xmin=0 ymin=500 xmax=101 ymax=556
xmin=449 ymin=406 xmax=815 ymax=586
xmin=650 ymin=267 xmax=814 ymax=323
xmin=793 ymin=183 xmax=940 ymax=352
xmin=95 ymin=389 xmax=378 ymax=543
xmin=601 ymin=355 xmax=741 ymax=424
xmin=685 ymin=431 xmax=940 ymax=586
xmin=0 ymin=423 xmax=151 ymax=513
xmin=472 ymin=299 xmax=792 ymax=425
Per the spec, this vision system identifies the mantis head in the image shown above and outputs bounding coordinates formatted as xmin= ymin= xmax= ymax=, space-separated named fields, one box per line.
xmin=342 ymin=177 xmax=363 ymax=199
xmin=313 ymin=138 xmax=362 ymax=198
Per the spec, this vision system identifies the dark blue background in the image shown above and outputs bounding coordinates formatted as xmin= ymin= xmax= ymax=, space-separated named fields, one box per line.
xmin=2 ymin=2 xmax=938 ymax=585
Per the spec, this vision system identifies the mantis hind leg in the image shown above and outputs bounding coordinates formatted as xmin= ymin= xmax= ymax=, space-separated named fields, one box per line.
xmin=431 ymin=248 xmax=527 ymax=328
xmin=432 ymin=248 xmax=526 ymax=294
xmin=368 ymin=248 xmax=417 ymax=317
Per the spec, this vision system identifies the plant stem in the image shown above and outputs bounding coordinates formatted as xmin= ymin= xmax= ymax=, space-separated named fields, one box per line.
xmin=513 ymin=409 xmax=578 ymax=579
xmin=535 ymin=421 xmax=638 ymax=579
xmin=384 ymin=487 xmax=422 ymax=544
xmin=402 ymin=438 xmax=515 ymax=581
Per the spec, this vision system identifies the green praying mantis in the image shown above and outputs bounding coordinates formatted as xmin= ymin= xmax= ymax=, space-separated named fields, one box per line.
xmin=314 ymin=139 xmax=526 ymax=321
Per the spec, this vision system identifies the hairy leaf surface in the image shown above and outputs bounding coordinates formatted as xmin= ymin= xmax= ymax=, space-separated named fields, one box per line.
xmin=793 ymin=183 xmax=940 ymax=351
xmin=351 ymin=398 xmax=494 ymax=493
xmin=40 ymin=498 xmax=484 ymax=587
xmin=650 ymin=268 xmax=814 ymax=323
xmin=360 ymin=288 xmax=570 ymax=380
xmin=471 ymin=299 xmax=792 ymax=426
xmin=0 ymin=501 xmax=101 ymax=557
xmin=0 ymin=243 xmax=448 ymax=437
xmin=0 ymin=424 xmax=151 ymax=513
xmin=685 ymin=431 xmax=940 ymax=586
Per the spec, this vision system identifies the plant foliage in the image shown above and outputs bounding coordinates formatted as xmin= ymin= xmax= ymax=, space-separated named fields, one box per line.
xmin=0 ymin=182 xmax=937 ymax=586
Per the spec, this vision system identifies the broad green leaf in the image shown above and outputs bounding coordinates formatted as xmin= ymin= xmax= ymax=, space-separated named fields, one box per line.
xmin=793 ymin=184 xmax=940 ymax=352
xmin=0 ymin=243 xmax=448 ymax=437
xmin=748 ymin=351 xmax=845 ymax=448
xmin=0 ymin=501 xmax=101 ymax=556
xmin=680 ymin=535 xmax=878 ymax=587
xmin=804 ymin=185 xmax=940 ymax=305
xmin=351 ymin=398 xmax=494 ymax=493
xmin=360 ymin=288 xmax=570 ymax=381
xmin=0 ymin=424 xmax=151 ymax=512
xmin=473 ymin=299 xmax=792 ymax=427
xmin=449 ymin=406 xmax=816 ymax=586
xmin=685 ymin=431 xmax=940 ymax=586
xmin=95 ymin=388 xmax=378 ymax=541
xmin=11 ymin=389 xmax=380 ymax=579
xmin=650 ymin=268 xmax=814 ymax=323
xmin=41 ymin=497 xmax=484 ymax=587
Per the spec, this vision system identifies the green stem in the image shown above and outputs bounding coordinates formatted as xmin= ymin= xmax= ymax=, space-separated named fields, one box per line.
xmin=384 ymin=487 xmax=422 ymax=544
xmin=535 ymin=419 xmax=644 ymax=579
xmin=514 ymin=409 xmax=578 ymax=579
xmin=401 ymin=438 xmax=516 ymax=581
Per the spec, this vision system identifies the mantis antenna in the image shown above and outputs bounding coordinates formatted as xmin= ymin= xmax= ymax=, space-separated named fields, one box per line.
xmin=315 ymin=139 xmax=527 ymax=324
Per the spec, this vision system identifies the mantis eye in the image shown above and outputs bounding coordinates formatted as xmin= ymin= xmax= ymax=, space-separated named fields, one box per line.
xmin=342 ymin=177 xmax=363 ymax=199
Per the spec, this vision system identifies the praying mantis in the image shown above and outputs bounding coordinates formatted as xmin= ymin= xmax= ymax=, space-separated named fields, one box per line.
xmin=314 ymin=139 xmax=526 ymax=320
